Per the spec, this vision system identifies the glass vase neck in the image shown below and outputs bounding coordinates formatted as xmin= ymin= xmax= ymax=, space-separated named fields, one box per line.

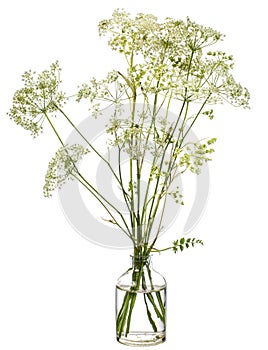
xmin=131 ymin=254 xmax=151 ymax=267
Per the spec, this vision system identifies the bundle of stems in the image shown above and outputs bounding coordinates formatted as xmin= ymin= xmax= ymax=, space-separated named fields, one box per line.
xmin=116 ymin=255 xmax=166 ymax=340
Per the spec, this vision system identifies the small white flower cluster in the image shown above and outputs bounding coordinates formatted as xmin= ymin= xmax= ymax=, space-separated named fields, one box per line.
xmin=43 ymin=144 xmax=89 ymax=197
xmin=76 ymin=70 xmax=125 ymax=118
xmin=8 ymin=61 xmax=66 ymax=137
xmin=178 ymin=138 xmax=217 ymax=174
xmin=96 ymin=10 xmax=250 ymax=108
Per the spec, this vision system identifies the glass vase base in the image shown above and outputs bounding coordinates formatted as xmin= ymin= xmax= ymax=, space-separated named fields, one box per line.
xmin=117 ymin=331 xmax=166 ymax=347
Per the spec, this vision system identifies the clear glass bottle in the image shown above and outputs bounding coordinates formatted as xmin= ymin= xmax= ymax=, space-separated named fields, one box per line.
xmin=116 ymin=255 xmax=167 ymax=346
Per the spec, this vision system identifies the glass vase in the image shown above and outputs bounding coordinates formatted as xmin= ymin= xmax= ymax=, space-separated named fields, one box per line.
xmin=116 ymin=255 xmax=167 ymax=346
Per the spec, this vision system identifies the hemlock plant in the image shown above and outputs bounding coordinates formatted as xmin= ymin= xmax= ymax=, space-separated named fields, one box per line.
xmin=6 ymin=9 xmax=250 ymax=343
xmin=7 ymin=9 xmax=249 ymax=262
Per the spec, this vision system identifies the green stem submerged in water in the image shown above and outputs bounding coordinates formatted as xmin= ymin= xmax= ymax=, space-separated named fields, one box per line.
xmin=116 ymin=255 xmax=166 ymax=340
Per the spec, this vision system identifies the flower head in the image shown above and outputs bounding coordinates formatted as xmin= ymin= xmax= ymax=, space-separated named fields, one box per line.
xmin=7 ymin=61 xmax=66 ymax=137
xmin=43 ymin=144 xmax=89 ymax=197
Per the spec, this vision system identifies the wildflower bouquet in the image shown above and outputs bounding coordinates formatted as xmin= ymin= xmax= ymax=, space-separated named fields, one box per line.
xmin=7 ymin=9 xmax=249 ymax=346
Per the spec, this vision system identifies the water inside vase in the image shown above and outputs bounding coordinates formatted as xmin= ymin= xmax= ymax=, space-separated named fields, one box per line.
xmin=116 ymin=285 xmax=166 ymax=346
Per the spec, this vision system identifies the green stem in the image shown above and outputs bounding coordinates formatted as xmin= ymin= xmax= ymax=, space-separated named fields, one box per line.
xmin=179 ymin=93 xmax=212 ymax=146
xmin=143 ymin=294 xmax=158 ymax=332
xmin=151 ymin=247 xmax=172 ymax=253
xmin=144 ymin=98 xmax=187 ymax=242
xmin=144 ymin=50 xmax=201 ymax=241
xmin=54 ymin=104 xmax=129 ymax=200
xmin=147 ymin=94 xmax=212 ymax=249
xmin=139 ymin=91 xmax=160 ymax=230
xmin=73 ymin=174 xmax=132 ymax=240
xmin=129 ymin=88 xmax=137 ymax=241
xmin=117 ymin=145 xmax=136 ymax=229
xmin=146 ymin=264 xmax=166 ymax=322
xmin=44 ymin=112 xmax=132 ymax=238
xmin=116 ymin=253 xmax=166 ymax=339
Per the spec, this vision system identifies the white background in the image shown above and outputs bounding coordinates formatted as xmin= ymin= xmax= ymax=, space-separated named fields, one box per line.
xmin=0 ymin=0 xmax=267 ymax=349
